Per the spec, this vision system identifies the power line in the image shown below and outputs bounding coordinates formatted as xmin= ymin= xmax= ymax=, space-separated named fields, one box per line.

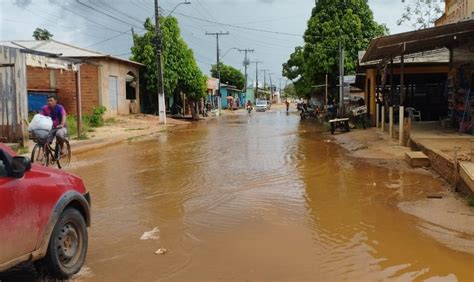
xmin=93 ymin=0 xmax=146 ymax=26
xmin=113 ymin=51 xmax=132 ymax=57
xmin=192 ymin=0 xmax=241 ymax=47
xmin=56 ymin=3 xmax=129 ymax=34
xmin=75 ymin=0 xmax=143 ymax=29
xmin=170 ymin=10 xmax=304 ymax=37
xmin=85 ymin=30 xmax=130 ymax=48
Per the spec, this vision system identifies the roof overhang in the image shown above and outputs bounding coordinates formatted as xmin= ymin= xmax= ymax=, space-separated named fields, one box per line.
xmin=362 ymin=19 xmax=474 ymax=63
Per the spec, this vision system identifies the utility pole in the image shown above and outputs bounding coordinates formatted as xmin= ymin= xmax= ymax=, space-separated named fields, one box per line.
xmin=238 ymin=48 xmax=254 ymax=98
xmin=154 ymin=0 xmax=166 ymax=124
xmin=339 ymin=42 xmax=345 ymax=116
xmin=261 ymin=69 xmax=270 ymax=91
xmin=206 ymin=31 xmax=229 ymax=115
xmin=325 ymin=74 xmax=328 ymax=107
xmin=268 ymin=73 xmax=274 ymax=102
xmin=252 ymin=61 xmax=263 ymax=101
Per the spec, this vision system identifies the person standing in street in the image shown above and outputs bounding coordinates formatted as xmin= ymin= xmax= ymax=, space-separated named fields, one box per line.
xmin=285 ymin=100 xmax=290 ymax=113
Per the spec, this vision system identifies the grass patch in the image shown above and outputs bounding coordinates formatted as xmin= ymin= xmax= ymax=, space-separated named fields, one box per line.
xmin=67 ymin=116 xmax=90 ymax=139
xmin=104 ymin=117 xmax=117 ymax=125
xmin=125 ymin=127 xmax=149 ymax=132
xmin=16 ymin=147 xmax=29 ymax=155
xmin=67 ymin=106 xmax=108 ymax=139
xmin=468 ymin=196 xmax=474 ymax=207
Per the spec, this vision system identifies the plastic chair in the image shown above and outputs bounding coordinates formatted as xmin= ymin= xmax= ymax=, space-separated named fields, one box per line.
xmin=406 ymin=107 xmax=422 ymax=121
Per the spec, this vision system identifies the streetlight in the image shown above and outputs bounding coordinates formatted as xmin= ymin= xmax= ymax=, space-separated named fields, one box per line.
xmin=220 ymin=47 xmax=238 ymax=60
xmin=167 ymin=0 xmax=191 ymax=17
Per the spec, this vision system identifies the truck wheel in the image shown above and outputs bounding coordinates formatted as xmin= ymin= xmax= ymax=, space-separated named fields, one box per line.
xmin=35 ymin=208 xmax=88 ymax=279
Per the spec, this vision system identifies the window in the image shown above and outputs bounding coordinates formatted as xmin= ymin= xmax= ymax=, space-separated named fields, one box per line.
xmin=126 ymin=71 xmax=137 ymax=100
xmin=0 ymin=160 xmax=7 ymax=177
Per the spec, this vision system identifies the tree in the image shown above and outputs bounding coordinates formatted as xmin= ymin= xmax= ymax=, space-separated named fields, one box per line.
xmin=282 ymin=0 xmax=387 ymax=99
xmin=397 ymin=0 xmax=442 ymax=29
xmin=210 ymin=63 xmax=245 ymax=90
xmin=32 ymin=28 xmax=53 ymax=40
xmin=282 ymin=83 xmax=296 ymax=99
xmin=131 ymin=17 xmax=207 ymax=119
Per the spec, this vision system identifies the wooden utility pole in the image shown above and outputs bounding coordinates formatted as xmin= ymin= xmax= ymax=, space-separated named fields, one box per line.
xmin=325 ymin=74 xmax=328 ymax=106
xmin=261 ymin=69 xmax=270 ymax=91
xmin=206 ymin=31 xmax=229 ymax=114
xmin=75 ymin=64 xmax=82 ymax=139
xmin=339 ymin=42 xmax=345 ymax=116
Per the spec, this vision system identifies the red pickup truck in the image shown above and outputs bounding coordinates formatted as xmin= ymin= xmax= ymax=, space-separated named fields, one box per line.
xmin=0 ymin=144 xmax=90 ymax=279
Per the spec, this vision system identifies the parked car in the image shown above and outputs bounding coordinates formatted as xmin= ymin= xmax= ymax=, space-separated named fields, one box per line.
xmin=256 ymin=100 xmax=268 ymax=112
xmin=0 ymin=144 xmax=91 ymax=279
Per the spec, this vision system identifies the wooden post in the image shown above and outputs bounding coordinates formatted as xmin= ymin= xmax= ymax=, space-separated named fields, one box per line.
xmin=75 ymin=64 xmax=82 ymax=139
xmin=381 ymin=106 xmax=385 ymax=132
xmin=399 ymin=106 xmax=404 ymax=145
xmin=454 ymin=146 xmax=460 ymax=189
xmin=400 ymin=45 xmax=405 ymax=106
xmin=376 ymin=103 xmax=380 ymax=128
xmin=402 ymin=117 xmax=411 ymax=147
xmin=389 ymin=106 xmax=394 ymax=139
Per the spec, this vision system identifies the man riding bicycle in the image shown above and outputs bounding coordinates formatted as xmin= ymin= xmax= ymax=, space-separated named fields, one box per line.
xmin=40 ymin=95 xmax=67 ymax=155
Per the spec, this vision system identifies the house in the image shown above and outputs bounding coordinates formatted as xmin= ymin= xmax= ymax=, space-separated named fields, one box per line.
xmin=356 ymin=49 xmax=449 ymax=124
xmin=0 ymin=40 xmax=143 ymax=118
xmin=359 ymin=19 xmax=474 ymax=133
xmin=436 ymin=0 xmax=474 ymax=26
xmin=220 ymin=83 xmax=244 ymax=109
xmin=0 ymin=45 xmax=77 ymax=145
xmin=207 ymin=77 xmax=219 ymax=109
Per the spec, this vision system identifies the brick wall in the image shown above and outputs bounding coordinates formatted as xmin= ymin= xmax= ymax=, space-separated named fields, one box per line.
xmin=27 ymin=64 xmax=99 ymax=116
xmin=79 ymin=64 xmax=99 ymax=115
xmin=26 ymin=67 xmax=50 ymax=90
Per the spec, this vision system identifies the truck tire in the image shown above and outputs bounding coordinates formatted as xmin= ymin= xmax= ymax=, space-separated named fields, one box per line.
xmin=35 ymin=208 xmax=88 ymax=279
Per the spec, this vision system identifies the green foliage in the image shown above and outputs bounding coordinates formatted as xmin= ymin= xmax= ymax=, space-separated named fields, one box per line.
xmin=211 ymin=63 xmax=245 ymax=90
xmin=32 ymin=28 xmax=53 ymax=40
xmin=397 ymin=0 xmax=442 ymax=30
xmin=86 ymin=106 xmax=107 ymax=127
xmin=468 ymin=196 xmax=474 ymax=207
xmin=282 ymin=83 xmax=296 ymax=99
xmin=66 ymin=115 xmax=89 ymax=140
xmin=131 ymin=16 xmax=207 ymax=109
xmin=282 ymin=0 xmax=387 ymax=98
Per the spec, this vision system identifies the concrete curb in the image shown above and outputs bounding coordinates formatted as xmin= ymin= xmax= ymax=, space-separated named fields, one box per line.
xmin=71 ymin=129 xmax=170 ymax=155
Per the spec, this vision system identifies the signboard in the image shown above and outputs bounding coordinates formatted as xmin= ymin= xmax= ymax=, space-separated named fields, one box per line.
xmin=352 ymin=105 xmax=367 ymax=116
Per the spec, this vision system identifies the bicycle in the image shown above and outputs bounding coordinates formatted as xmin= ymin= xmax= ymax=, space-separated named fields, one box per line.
xmin=31 ymin=130 xmax=72 ymax=169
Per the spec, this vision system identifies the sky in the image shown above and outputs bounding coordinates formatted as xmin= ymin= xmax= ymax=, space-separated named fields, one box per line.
xmin=0 ymin=0 xmax=432 ymax=87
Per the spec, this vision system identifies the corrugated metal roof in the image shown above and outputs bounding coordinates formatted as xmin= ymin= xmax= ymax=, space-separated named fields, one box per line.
xmin=361 ymin=19 xmax=474 ymax=63
xmin=361 ymin=48 xmax=450 ymax=67
xmin=0 ymin=40 xmax=143 ymax=66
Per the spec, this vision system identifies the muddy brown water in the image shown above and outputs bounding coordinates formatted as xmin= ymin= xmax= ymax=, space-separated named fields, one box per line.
xmin=2 ymin=110 xmax=473 ymax=281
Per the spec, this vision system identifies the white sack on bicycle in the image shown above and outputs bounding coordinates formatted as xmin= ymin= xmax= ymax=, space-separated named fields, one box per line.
xmin=29 ymin=114 xmax=53 ymax=131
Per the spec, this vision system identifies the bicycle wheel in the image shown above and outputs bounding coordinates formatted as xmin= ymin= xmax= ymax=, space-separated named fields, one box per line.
xmin=31 ymin=143 xmax=49 ymax=166
xmin=31 ymin=143 xmax=42 ymax=163
xmin=55 ymin=141 xmax=72 ymax=169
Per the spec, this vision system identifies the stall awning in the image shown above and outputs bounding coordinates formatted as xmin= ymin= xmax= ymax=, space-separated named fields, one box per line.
xmin=361 ymin=20 xmax=474 ymax=63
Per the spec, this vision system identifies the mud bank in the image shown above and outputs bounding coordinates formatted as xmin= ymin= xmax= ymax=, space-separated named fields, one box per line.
xmin=333 ymin=128 xmax=474 ymax=255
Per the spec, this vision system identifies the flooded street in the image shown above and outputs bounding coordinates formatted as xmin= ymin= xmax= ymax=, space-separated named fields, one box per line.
xmin=4 ymin=109 xmax=472 ymax=281
xmin=66 ymin=109 xmax=472 ymax=281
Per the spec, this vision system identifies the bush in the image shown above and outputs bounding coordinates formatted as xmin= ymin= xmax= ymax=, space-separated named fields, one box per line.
xmin=67 ymin=116 xmax=90 ymax=140
xmin=468 ymin=196 xmax=474 ymax=207
xmin=87 ymin=106 xmax=107 ymax=127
